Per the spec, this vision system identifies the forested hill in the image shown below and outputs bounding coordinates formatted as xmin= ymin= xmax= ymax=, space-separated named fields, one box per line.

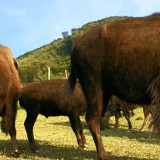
xmin=17 ymin=16 xmax=129 ymax=84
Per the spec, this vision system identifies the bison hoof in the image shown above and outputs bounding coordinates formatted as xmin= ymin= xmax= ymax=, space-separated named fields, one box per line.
xmin=97 ymin=152 xmax=109 ymax=160
xmin=83 ymin=144 xmax=88 ymax=148
xmin=12 ymin=149 xmax=23 ymax=158
xmin=79 ymin=143 xmax=88 ymax=149
xmin=31 ymin=145 xmax=39 ymax=153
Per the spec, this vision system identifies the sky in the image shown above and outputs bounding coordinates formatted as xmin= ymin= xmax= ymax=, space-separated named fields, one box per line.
xmin=0 ymin=0 xmax=160 ymax=58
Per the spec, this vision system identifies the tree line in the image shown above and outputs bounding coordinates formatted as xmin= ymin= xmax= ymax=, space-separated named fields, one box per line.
xmin=17 ymin=16 xmax=129 ymax=84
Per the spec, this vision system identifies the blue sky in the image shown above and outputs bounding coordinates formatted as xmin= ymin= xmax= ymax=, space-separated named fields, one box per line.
xmin=0 ymin=0 xmax=160 ymax=58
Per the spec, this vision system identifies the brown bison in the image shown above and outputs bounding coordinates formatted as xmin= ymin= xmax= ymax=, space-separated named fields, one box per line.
xmin=101 ymin=96 xmax=152 ymax=131
xmin=64 ymin=13 xmax=160 ymax=160
xmin=0 ymin=45 xmax=22 ymax=156
xmin=19 ymin=79 xmax=87 ymax=152
xmin=101 ymin=95 xmax=134 ymax=130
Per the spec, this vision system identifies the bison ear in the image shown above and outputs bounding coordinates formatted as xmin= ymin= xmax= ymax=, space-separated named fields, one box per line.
xmin=13 ymin=58 xmax=19 ymax=69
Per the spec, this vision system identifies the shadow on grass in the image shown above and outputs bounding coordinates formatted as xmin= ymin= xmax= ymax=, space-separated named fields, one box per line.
xmin=101 ymin=127 xmax=160 ymax=145
xmin=51 ymin=120 xmax=160 ymax=145
xmin=0 ymin=139 xmax=149 ymax=160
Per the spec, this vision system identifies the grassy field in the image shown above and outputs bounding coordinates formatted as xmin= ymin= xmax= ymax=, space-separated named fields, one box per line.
xmin=0 ymin=108 xmax=160 ymax=160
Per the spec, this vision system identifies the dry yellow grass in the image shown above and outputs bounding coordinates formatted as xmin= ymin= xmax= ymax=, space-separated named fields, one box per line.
xmin=0 ymin=108 xmax=160 ymax=160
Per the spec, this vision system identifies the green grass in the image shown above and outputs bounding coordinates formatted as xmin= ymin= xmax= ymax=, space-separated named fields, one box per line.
xmin=0 ymin=108 xmax=160 ymax=160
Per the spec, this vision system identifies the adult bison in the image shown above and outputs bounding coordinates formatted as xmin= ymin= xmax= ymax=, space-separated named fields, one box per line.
xmin=19 ymin=79 xmax=87 ymax=152
xmin=64 ymin=13 xmax=160 ymax=160
xmin=0 ymin=45 xmax=22 ymax=156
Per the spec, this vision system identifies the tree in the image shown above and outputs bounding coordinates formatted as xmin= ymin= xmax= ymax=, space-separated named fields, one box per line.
xmin=62 ymin=31 xmax=69 ymax=38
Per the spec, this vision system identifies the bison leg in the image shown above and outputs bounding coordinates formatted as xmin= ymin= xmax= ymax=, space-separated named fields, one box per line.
xmin=5 ymin=102 xmax=22 ymax=157
xmin=131 ymin=110 xmax=135 ymax=116
xmin=114 ymin=112 xmax=120 ymax=129
xmin=24 ymin=112 xmax=38 ymax=152
xmin=81 ymin=82 xmax=109 ymax=160
xmin=100 ymin=113 xmax=111 ymax=130
xmin=125 ymin=116 xmax=132 ymax=130
xmin=100 ymin=92 xmax=112 ymax=130
xmin=122 ymin=111 xmax=132 ymax=130
xmin=68 ymin=114 xmax=87 ymax=148
xmin=9 ymin=121 xmax=22 ymax=157
xmin=139 ymin=106 xmax=150 ymax=131
xmin=86 ymin=108 xmax=108 ymax=160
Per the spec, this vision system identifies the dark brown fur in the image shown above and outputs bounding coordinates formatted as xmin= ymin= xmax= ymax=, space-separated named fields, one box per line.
xmin=64 ymin=13 xmax=160 ymax=160
xmin=19 ymin=79 xmax=87 ymax=152
xmin=101 ymin=96 xmax=152 ymax=131
xmin=0 ymin=45 xmax=22 ymax=156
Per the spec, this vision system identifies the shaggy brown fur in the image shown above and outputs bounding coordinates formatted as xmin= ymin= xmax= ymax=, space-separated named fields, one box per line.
xmin=101 ymin=96 xmax=152 ymax=131
xmin=19 ymin=79 xmax=87 ymax=152
xmin=0 ymin=45 xmax=22 ymax=156
xmin=64 ymin=13 xmax=160 ymax=160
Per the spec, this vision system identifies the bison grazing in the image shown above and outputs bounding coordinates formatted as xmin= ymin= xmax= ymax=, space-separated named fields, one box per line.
xmin=64 ymin=13 xmax=160 ymax=160
xmin=101 ymin=95 xmax=152 ymax=131
xmin=101 ymin=95 xmax=134 ymax=130
xmin=19 ymin=79 xmax=87 ymax=152
xmin=0 ymin=45 xmax=22 ymax=156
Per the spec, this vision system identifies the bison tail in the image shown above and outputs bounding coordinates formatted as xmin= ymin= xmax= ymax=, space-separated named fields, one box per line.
xmin=1 ymin=115 xmax=12 ymax=135
xmin=149 ymin=104 xmax=160 ymax=137
xmin=148 ymin=77 xmax=160 ymax=137
xmin=63 ymin=66 xmax=77 ymax=100
xmin=0 ymin=107 xmax=7 ymax=134
xmin=1 ymin=116 xmax=6 ymax=133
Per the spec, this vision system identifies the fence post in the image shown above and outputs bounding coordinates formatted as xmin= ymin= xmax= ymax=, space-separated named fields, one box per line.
xmin=48 ymin=67 xmax=51 ymax=80
xmin=65 ymin=70 xmax=68 ymax=79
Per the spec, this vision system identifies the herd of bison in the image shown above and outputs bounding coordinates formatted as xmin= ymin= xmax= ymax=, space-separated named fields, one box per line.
xmin=0 ymin=13 xmax=160 ymax=160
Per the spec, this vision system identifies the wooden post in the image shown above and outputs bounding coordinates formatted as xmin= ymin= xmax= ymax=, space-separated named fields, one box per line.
xmin=65 ymin=70 xmax=68 ymax=79
xmin=48 ymin=67 xmax=51 ymax=80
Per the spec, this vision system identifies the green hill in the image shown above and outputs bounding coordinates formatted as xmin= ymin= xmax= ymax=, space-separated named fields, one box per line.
xmin=17 ymin=16 xmax=129 ymax=84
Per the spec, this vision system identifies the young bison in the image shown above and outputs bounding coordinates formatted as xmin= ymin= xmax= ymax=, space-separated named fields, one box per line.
xmin=64 ymin=13 xmax=160 ymax=160
xmin=101 ymin=96 xmax=152 ymax=131
xmin=0 ymin=45 xmax=22 ymax=156
xmin=19 ymin=79 xmax=87 ymax=152
xmin=101 ymin=96 xmax=133 ymax=130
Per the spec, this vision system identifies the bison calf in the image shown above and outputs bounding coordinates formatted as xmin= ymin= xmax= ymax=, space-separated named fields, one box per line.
xmin=101 ymin=96 xmax=152 ymax=131
xmin=101 ymin=96 xmax=135 ymax=130
xmin=19 ymin=79 xmax=87 ymax=152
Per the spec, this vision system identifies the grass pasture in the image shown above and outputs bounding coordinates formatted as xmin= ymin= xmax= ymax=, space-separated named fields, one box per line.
xmin=0 ymin=108 xmax=160 ymax=160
